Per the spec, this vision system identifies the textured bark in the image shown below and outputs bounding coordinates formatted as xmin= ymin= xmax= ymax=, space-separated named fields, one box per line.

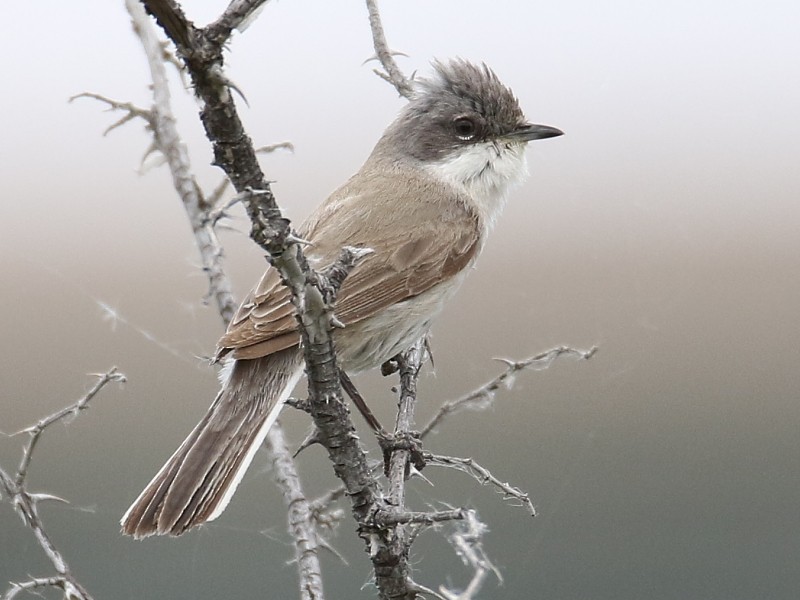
xmin=138 ymin=0 xmax=390 ymax=593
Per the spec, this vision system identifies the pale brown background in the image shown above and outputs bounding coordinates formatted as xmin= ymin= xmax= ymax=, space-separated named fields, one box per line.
xmin=2 ymin=1 xmax=799 ymax=598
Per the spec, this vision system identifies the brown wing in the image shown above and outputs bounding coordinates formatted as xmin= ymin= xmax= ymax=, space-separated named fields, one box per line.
xmin=217 ymin=167 xmax=481 ymax=361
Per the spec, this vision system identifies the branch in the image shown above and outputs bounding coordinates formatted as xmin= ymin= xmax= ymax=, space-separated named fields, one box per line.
xmin=124 ymin=3 xmax=327 ymax=598
xmin=439 ymin=511 xmax=501 ymax=600
xmin=126 ymin=0 xmax=237 ymax=324
xmin=387 ymin=340 xmax=426 ymax=508
xmin=426 ymin=454 xmax=536 ymax=517
xmin=367 ymin=340 xmax=426 ymax=599
xmin=132 ymin=8 xmax=384 ymax=559
xmin=68 ymin=92 xmax=153 ymax=135
xmin=207 ymin=0 xmax=271 ymax=44
xmin=265 ymin=422 xmax=325 ymax=600
xmin=3 ymin=577 xmax=76 ymax=600
xmin=139 ymin=0 xmax=195 ymax=52
xmin=420 ymin=345 xmax=598 ymax=439
xmin=365 ymin=0 xmax=413 ymax=98
xmin=1 ymin=368 xmax=125 ymax=600
xmin=374 ymin=508 xmax=466 ymax=527
xmin=11 ymin=368 xmax=127 ymax=489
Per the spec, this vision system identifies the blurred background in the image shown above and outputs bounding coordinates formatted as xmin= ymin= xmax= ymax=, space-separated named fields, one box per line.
xmin=2 ymin=1 xmax=799 ymax=598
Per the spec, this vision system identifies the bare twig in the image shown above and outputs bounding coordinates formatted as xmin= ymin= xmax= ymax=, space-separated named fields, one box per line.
xmin=426 ymin=454 xmax=537 ymax=517
xmin=206 ymin=177 xmax=231 ymax=210
xmin=1 ymin=368 xmax=125 ymax=600
xmin=366 ymin=340 xmax=427 ymax=599
xmin=375 ymin=508 xmax=466 ymax=527
xmin=126 ymin=0 xmax=238 ymax=324
xmin=265 ymin=421 xmax=325 ymax=600
xmin=365 ymin=0 xmax=413 ymax=98
xmin=11 ymin=368 xmax=127 ymax=488
xmin=420 ymin=345 xmax=598 ymax=439
xmin=439 ymin=510 xmax=501 ymax=600
xmin=207 ymin=0 xmax=271 ymax=43
xmin=387 ymin=340 xmax=426 ymax=508
xmin=3 ymin=576 xmax=77 ymax=600
xmin=69 ymin=92 xmax=153 ymax=135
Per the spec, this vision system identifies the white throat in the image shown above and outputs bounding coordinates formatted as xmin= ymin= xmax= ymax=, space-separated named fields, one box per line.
xmin=427 ymin=141 xmax=529 ymax=229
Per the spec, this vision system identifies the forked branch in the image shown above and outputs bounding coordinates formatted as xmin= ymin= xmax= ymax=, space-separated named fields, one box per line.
xmin=1 ymin=368 xmax=125 ymax=600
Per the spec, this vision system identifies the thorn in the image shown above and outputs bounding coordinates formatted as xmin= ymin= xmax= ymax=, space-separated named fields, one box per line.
xmin=583 ymin=345 xmax=600 ymax=359
xmin=361 ymin=50 xmax=410 ymax=66
xmin=209 ymin=64 xmax=249 ymax=107
xmin=29 ymin=493 xmax=70 ymax=505
xmin=317 ymin=537 xmax=350 ymax=566
xmin=255 ymin=141 xmax=295 ymax=154
xmin=330 ymin=315 xmax=346 ymax=329
xmin=286 ymin=233 xmax=313 ymax=246
xmin=424 ymin=336 xmax=435 ymax=369
xmin=285 ymin=397 xmax=311 ymax=413
xmin=406 ymin=578 xmax=446 ymax=600
xmin=241 ymin=186 xmax=272 ymax=198
xmin=343 ymin=245 xmax=375 ymax=261
xmin=492 ymin=357 xmax=517 ymax=368
xmin=293 ymin=428 xmax=324 ymax=458
xmin=11 ymin=426 xmax=35 ymax=437
xmin=409 ymin=464 xmax=434 ymax=487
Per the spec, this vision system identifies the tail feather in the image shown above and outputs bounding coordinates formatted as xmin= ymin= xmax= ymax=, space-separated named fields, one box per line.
xmin=121 ymin=348 xmax=303 ymax=538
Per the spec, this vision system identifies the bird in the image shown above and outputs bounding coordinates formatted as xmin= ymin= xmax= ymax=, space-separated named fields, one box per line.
xmin=121 ymin=58 xmax=563 ymax=538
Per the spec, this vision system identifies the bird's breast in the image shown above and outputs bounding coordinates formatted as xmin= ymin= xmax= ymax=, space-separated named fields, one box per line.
xmin=334 ymin=270 xmax=468 ymax=373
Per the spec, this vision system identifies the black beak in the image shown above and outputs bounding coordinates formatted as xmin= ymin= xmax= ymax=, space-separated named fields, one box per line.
xmin=509 ymin=123 xmax=564 ymax=142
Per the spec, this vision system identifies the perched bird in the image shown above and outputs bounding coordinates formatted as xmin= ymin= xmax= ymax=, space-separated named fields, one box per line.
xmin=121 ymin=58 xmax=562 ymax=538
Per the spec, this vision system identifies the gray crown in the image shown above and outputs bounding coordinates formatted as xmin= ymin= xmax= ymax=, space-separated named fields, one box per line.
xmin=380 ymin=59 xmax=528 ymax=162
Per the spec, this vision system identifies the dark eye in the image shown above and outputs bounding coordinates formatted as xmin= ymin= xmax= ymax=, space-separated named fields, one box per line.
xmin=453 ymin=117 xmax=478 ymax=141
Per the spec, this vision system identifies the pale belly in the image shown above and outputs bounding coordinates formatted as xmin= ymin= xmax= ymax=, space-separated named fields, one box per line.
xmin=334 ymin=272 xmax=467 ymax=373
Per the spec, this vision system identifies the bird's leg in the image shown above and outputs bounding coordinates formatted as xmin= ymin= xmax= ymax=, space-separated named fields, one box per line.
xmin=381 ymin=337 xmax=434 ymax=376
xmin=339 ymin=369 xmax=386 ymax=434
xmin=380 ymin=357 xmax=400 ymax=376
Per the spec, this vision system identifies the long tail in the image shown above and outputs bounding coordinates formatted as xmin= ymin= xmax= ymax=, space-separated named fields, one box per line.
xmin=121 ymin=348 xmax=303 ymax=538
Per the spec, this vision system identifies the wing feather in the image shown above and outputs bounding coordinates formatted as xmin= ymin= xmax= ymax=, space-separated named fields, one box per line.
xmin=217 ymin=168 xmax=481 ymax=361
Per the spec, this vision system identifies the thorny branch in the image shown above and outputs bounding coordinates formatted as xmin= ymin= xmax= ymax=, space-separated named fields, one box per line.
xmin=426 ymin=454 xmax=537 ymax=517
xmin=121 ymin=2 xmax=325 ymax=599
xmin=365 ymin=0 xmax=413 ymax=98
xmin=206 ymin=0 xmax=270 ymax=44
xmin=68 ymin=92 xmax=153 ymax=136
xmin=365 ymin=340 xmax=441 ymax=599
xmin=439 ymin=511 xmax=501 ymax=600
xmin=126 ymin=0 xmax=239 ymax=325
xmin=102 ymin=2 xmax=595 ymax=599
xmin=306 ymin=343 xmax=598 ymax=597
xmin=1 ymin=368 xmax=126 ymax=600
xmin=420 ymin=345 xmax=598 ymax=439
xmin=132 ymin=4 xmax=392 ymax=596
xmin=264 ymin=421 xmax=325 ymax=598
